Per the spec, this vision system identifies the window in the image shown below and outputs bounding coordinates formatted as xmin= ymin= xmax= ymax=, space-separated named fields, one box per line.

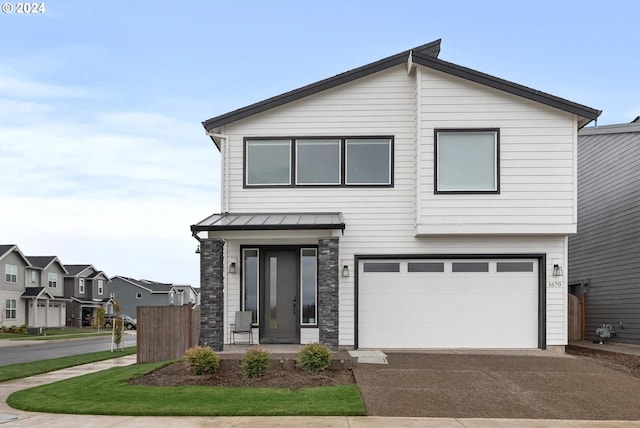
xmin=435 ymin=129 xmax=499 ymax=193
xmin=246 ymin=139 xmax=291 ymax=185
xmin=31 ymin=271 xmax=37 ymax=284
xmin=300 ymin=248 xmax=317 ymax=325
xmin=5 ymin=264 xmax=17 ymax=283
xmin=346 ymin=139 xmax=392 ymax=185
xmin=48 ymin=273 xmax=57 ymax=288
xmin=363 ymin=263 xmax=400 ymax=272
xmin=497 ymin=262 xmax=534 ymax=272
xmin=245 ymin=137 xmax=393 ymax=187
xmin=5 ymin=299 xmax=16 ymax=319
xmin=243 ymin=249 xmax=259 ymax=324
xmin=408 ymin=262 xmax=445 ymax=272
xmin=296 ymin=139 xmax=341 ymax=185
xmin=98 ymin=279 xmax=104 ymax=295
xmin=79 ymin=278 xmax=85 ymax=294
xmin=452 ymin=262 xmax=489 ymax=272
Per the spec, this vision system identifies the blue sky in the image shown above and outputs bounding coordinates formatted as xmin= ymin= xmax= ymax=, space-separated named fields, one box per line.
xmin=1 ymin=0 xmax=638 ymax=288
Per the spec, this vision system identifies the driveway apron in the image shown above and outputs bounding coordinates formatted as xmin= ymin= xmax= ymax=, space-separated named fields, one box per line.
xmin=352 ymin=352 xmax=640 ymax=420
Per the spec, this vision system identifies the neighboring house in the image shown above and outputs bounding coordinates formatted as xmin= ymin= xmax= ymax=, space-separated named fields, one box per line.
xmin=1 ymin=244 xmax=31 ymax=327
xmin=63 ymin=264 xmax=111 ymax=327
xmin=24 ymin=256 xmax=70 ymax=327
xmin=568 ymin=120 xmax=640 ymax=345
xmin=191 ymin=39 xmax=600 ymax=351
xmin=107 ymin=276 xmax=198 ymax=318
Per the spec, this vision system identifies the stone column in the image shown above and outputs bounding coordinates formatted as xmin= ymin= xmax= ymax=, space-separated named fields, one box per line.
xmin=199 ymin=238 xmax=225 ymax=351
xmin=318 ymin=238 xmax=339 ymax=350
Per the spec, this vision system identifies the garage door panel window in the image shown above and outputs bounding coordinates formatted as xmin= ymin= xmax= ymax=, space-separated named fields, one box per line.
xmin=435 ymin=129 xmax=499 ymax=193
xmin=407 ymin=262 xmax=445 ymax=272
xmin=363 ymin=263 xmax=400 ymax=272
xmin=497 ymin=262 xmax=534 ymax=272
xmin=451 ymin=262 xmax=489 ymax=272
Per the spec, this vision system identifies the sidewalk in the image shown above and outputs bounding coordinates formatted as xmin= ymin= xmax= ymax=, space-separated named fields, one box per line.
xmin=1 ymin=354 xmax=640 ymax=427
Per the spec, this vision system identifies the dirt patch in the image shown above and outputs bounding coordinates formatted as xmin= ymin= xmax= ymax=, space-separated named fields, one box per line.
xmin=566 ymin=345 xmax=640 ymax=378
xmin=130 ymin=360 xmax=355 ymax=390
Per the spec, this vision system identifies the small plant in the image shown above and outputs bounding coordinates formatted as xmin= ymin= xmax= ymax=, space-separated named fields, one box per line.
xmin=241 ymin=347 xmax=270 ymax=378
xmin=297 ymin=343 xmax=332 ymax=373
xmin=184 ymin=346 xmax=220 ymax=375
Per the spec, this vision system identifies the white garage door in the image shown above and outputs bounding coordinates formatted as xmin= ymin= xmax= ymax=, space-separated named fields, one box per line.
xmin=358 ymin=259 xmax=539 ymax=349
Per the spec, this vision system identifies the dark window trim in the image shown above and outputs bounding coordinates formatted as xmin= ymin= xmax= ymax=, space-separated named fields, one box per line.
xmin=434 ymin=128 xmax=500 ymax=194
xmin=243 ymin=136 xmax=394 ymax=188
xmin=353 ymin=253 xmax=546 ymax=350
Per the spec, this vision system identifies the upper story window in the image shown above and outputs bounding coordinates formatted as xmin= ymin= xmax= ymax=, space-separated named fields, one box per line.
xmin=79 ymin=278 xmax=85 ymax=294
xmin=244 ymin=137 xmax=393 ymax=187
xmin=435 ymin=129 xmax=499 ymax=193
xmin=5 ymin=264 xmax=17 ymax=283
xmin=98 ymin=279 xmax=104 ymax=295
xmin=31 ymin=271 xmax=37 ymax=284
xmin=48 ymin=273 xmax=57 ymax=288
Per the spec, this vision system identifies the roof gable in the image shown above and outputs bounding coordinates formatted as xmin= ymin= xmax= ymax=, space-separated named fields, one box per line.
xmin=64 ymin=264 xmax=95 ymax=277
xmin=27 ymin=256 xmax=69 ymax=274
xmin=114 ymin=275 xmax=174 ymax=293
xmin=0 ymin=244 xmax=32 ymax=266
xmin=202 ymin=39 xmax=600 ymax=137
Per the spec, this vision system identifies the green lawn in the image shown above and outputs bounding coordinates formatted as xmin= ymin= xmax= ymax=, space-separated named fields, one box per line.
xmin=0 ymin=347 xmax=136 ymax=382
xmin=7 ymin=362 xmax=366 ymax=416
xmin=0 ymin=327 xmax=112 ymax=341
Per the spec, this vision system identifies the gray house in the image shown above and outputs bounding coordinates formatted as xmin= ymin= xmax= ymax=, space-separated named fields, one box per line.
xmin=24 ymin=256 xmax=70 ymax=328
xmin=63 ymin=264 xmax=111 ymax=327
xmin=107 ymin=276 xmax=198 ymax=318
xmin=568 ymin=120 xmax=640 ymax=345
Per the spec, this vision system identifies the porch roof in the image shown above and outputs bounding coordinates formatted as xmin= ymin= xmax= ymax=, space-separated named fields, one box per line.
xmin=191 ymin=212 xmax=345 ymax=233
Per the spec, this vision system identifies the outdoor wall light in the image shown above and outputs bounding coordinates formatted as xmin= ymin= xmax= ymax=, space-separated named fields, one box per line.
xmin=552 ymin=264 xmax=563 ymax=277
xmin=342 ymin=265 xmax=350 ymax=277
xmin=195 ymin=245 xmax=201 ymax=254
xmin=228 ymin=257 xmax=238 ymax=274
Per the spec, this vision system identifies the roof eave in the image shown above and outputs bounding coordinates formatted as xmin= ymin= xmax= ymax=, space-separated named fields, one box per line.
xmin=411 ymin=53 xmax=601 ymax=125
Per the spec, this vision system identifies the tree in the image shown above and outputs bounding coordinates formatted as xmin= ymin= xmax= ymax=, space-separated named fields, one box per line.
xmin=110 ymin=298 xmax=124 ymax=352
xmin=96 ymin=307 xmax=105 ymax=332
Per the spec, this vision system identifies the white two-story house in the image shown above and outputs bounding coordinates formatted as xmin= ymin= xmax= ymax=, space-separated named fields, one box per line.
xmin=191 ymin=40 xmax=600 ymax=352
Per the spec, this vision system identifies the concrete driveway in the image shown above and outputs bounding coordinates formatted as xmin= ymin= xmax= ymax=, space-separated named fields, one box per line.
xmin=352 ymin=352 xmax=640 ymax=420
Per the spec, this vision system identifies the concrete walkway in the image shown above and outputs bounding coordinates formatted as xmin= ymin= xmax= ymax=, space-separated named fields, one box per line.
xmin=1 ymin=352 xmax=640 ymax=427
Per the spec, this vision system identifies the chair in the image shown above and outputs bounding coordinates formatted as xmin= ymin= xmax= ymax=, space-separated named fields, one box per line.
xmin=230 ymin=311 xmax=254 ymax=345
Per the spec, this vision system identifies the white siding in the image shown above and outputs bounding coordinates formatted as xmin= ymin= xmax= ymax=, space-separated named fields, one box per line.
xmin=211 ymin=63 xmax=572 ymax=348
xmin=417 ymin=67 xmax=577 ymax=235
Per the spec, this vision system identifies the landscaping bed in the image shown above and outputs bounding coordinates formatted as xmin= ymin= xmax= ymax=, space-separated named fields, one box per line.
xmin=130 ymin=357 xmax=355 ymax=390
xmin=566 ymin=344 xmax=640 ymax=378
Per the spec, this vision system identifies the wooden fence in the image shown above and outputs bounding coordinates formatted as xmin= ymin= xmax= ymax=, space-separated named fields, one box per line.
xmin=137 ymin=305 xmax=200 ymax=363
xmin=568 ymin=294 xmax=582 ymax=341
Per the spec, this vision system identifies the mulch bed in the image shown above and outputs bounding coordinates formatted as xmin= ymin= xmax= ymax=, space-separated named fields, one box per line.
xmin=566 ymin=344 xmax=640 ymax=378
xmin=130 ymin=360 xmax=355 ymax=390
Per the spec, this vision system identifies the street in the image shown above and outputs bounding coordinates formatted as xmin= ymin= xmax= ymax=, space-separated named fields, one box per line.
xmin=0 ymin=332 xmax=137 ymax=366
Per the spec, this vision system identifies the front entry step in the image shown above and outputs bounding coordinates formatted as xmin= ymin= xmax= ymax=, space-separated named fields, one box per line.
xmin=348 ymin=350 xmax=388 ymax=364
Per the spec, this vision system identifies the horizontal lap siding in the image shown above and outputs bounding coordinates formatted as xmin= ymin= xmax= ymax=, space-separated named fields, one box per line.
xmin=417 ymin=68 xmax=576 ymax=231
xmin=569 ymin=130 xmax=640 ymax=344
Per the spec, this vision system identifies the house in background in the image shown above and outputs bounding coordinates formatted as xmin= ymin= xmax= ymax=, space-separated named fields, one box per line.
xmin=107 ymin=276 xmax=198 ymax=318
xmin=24 ymin=256 xmax=70 ymax=327
xmin=192 ymin=39 xmax=600 ymax=351
xmin=63 ymin=264 xmax=111 ymax=327
xmin=568 ymin=120 xmax=640 ymax=345
xmin=1 ymin=244 xmax=31 ymax=327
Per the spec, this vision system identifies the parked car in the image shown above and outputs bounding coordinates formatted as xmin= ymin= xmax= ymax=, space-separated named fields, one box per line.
xmin=104 ymin=314 xmax=137 ymax=330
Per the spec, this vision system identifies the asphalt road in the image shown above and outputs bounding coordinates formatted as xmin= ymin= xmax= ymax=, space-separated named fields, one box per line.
xmin=0 ymin=332 xmax=137 ymax=366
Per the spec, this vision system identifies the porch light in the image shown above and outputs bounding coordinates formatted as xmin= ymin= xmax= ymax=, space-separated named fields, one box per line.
xmin=552 ymin=264 xmax=563 ymax=277
xmin=341 ymin=265 xmax=350 ymax=277
xmin=228 ymin=257 xmax=238 ymax=274
xmin=195 ymin=245 xmax=201 ymax=254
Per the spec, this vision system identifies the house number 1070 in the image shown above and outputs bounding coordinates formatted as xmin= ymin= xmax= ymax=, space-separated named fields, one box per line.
xmin=547 ymin=281 xmax=563 ymax=288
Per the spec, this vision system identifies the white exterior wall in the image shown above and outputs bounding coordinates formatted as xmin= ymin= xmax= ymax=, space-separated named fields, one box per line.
xmin=212 ymin=64 xmax=573 ymax=348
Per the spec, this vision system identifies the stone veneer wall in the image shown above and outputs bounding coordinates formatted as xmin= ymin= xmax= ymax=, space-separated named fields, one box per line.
xmin=318 ymin=238 xmax=339 ymax=350
xmin=199 ymin=239 xmax=224 ymax=351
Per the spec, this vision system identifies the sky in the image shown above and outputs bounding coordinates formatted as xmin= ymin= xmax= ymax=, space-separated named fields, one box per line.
xmin=1 ymin=0 xmax=638 ymax=289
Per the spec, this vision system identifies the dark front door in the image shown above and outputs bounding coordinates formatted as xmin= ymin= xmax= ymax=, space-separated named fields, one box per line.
xmin=261 ymin=250 xmax=298 ymax=343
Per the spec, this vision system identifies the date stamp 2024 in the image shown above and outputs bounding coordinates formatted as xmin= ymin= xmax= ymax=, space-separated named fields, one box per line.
xmin=2 ymin=2 xmax=45 ymax=14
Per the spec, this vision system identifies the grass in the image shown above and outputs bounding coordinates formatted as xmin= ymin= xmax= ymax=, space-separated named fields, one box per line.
xmin=7 ymin=362 xmax=366 ymax=416
xmin=0 ymin=347 xmax=136 ymax=382
xmin=0 ymin=327 xmax=112 ymax=341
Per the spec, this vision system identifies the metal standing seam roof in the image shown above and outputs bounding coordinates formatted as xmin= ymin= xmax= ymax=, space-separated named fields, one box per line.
xmin=191 ymin=212 xmax=345 ymax=232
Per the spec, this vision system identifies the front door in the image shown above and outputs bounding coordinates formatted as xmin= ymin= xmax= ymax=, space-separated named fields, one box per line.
xmin=261 ymin=250 xmax=298 ymax=343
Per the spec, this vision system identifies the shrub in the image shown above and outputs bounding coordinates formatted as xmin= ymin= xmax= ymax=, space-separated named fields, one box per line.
xmin=241 ymin=347 xmax=270 ymax=378
xmin=184 ymin=346 xmax=220 ymax=375
xmin=297 ymin=343 xmax=332 ymax=373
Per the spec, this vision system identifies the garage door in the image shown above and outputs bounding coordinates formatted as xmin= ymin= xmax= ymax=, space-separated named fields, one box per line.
xmin=358 ymin=258 xmax=539 ymax=349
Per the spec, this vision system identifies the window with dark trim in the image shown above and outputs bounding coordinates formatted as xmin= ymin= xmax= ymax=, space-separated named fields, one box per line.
xmin=363 ymin=262 xmax=400 ymax=272
xmin=452 ymin=262 xmax=489 ymax=272
xmin=435 ymin=129 xmax=499 ymax=193
xmin=408 ymin=262 xmax=445 ymax=272
xmin=244 ymin=137 xmax=393 ymax=187
xmin=497 ymin=262 xmax=534 ymax=272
